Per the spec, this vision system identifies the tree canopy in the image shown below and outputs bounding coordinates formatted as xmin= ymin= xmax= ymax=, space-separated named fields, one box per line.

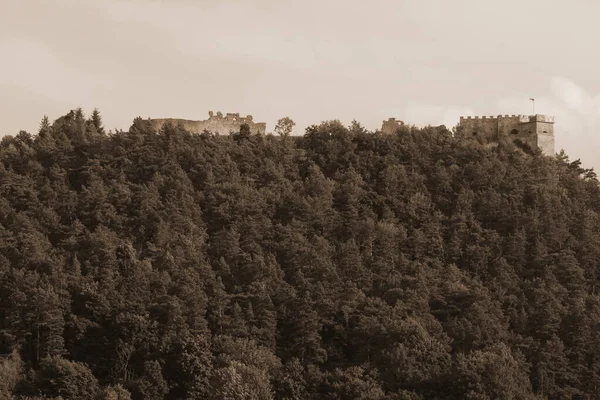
xmin=1 ymin=110 xmax=599 ymax=399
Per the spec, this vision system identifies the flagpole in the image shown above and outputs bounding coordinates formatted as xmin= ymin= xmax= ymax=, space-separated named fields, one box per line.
xmin=529 ymin=98 xmax=535 ymax=115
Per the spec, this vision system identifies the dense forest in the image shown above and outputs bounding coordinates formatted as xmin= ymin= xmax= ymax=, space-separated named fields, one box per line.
xmin=1 ymin=108 xmax=600 ymax=399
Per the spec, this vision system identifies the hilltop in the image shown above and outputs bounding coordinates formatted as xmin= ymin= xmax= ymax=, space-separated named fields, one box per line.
xmin=0 ymin=109 xmax=599 ymax=399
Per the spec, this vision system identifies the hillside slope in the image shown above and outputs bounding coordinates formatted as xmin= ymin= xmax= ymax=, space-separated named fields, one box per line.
xmin=1 ymin=110 xmax=599 ymax=399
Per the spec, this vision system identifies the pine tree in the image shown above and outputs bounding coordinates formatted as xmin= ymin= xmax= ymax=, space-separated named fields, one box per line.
xmin=39 ymin=115 xmax=51 ymax=136
xmin=90 ymin=108 xmax=105 ymax=134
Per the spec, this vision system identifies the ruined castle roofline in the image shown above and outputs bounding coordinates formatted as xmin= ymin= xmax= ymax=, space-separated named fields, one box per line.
xmin=460 ymin=115 xmax=518 ymax=120
xmin=380 ymin=117 xmax=406 ymax=134
xmin=156 ymin=112 xmax=258 ymax=123
xmin=459 ymin=114 xmax=555 ymax=122
xmin=383 ymin=117 xmax=404 ymax=124
xmin=149 ymin=111 xmax=267 ymax=135
xmin=206 ymin=111 xmax=256 ymax=123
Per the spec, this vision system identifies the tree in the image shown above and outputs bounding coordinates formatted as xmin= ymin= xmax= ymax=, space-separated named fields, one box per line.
xmin=0 ymin=349 xmax=23 ymax=399
xmin=274 ymin=117 xmax=296 ymax=137
xmin=90 ymin=108 xmax=105 ymax=135
xmin=3 ymin=109 xmax=600 ymax=398
xmin=321 ymin=366 xmax=386 ymax=400
xmin=134 ymin=360 xmax=169 ymax=400
xmin=452 ymin=343 xmax=534 ymax=399
xmin=210 ymin=361 xmax=274 ymax=400
xmin=34 ymin=356 xmax=99 ymax=399
xmin=101 ymin=384 xmax=132 ymax=400
xmin=39 ymin=116 xmax=51 ymax=135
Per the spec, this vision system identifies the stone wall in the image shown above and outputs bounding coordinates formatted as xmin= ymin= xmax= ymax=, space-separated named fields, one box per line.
xmin=150 ymin=111 xmax=267 ymax=135
xmin=536 ymin=131 xmax=555 ymax=155
xmin=381 ymin=118 xmax=404 ymax=134
xmin=458 ymin=114 xmax=555 ymax=155
xmin=459 ymin=115 xmax=503 ymax=140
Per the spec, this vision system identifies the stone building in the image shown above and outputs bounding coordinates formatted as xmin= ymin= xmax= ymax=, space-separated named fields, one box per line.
xmin=381 ymin=117 xmax=405 ymax=134
xmin=150 ymin=111 xmax=267 ymax=135
xmin=458 ymin=114 xmax=555 ymax=155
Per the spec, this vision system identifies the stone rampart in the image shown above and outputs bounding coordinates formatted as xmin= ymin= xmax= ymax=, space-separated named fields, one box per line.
xmin=150 ymin=111 xmax=267 ymax=135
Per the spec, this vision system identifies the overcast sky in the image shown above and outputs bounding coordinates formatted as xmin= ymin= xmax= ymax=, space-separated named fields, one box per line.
xmin=2 ymin=0 xmax=600 ymax=168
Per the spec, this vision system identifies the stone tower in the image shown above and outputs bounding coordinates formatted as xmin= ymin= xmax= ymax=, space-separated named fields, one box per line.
xmin=381 ymin=117 xmax=405 ymax=134
xmin=458 ymin=114 xmax=555 ymax=155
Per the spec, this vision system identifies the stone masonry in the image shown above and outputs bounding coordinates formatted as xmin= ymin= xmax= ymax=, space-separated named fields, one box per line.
xmin=458 ymin=114 xmax=555 ymax=155
xmin=381 ymin=114 xmax=555 ymax=155
xmin=381 ymin=117 xmax=405 ymax=134
xmin=150 ymin=111 xmax=267 ymax=135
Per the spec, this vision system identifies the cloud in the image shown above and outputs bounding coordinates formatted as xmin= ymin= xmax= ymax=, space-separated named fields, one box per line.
xmin=550 ymin=76 xmax=600 ymax=130
xmin=399 ymin=78 xmax=600 ymax=169
xmin=551 ymin=77 xmax=593 ymax=111
xmin=495 ymin=77 xmax=600 ymax=167
xmin=0 ymin=38 xmax=114 ymax=105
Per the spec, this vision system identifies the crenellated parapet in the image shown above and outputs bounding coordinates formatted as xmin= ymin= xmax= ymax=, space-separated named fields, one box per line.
xmin=382 ymin=113 xmax=556 ymax=155
xmin=206 ymin=111 xmax=257 ymax=124
xmin=460 ymin=114 xmax=522 ymax=122
xmin=459 ymin=114 xmax=555 ymax=123
xmin=458 ymin=113 xmax=555 ymax=155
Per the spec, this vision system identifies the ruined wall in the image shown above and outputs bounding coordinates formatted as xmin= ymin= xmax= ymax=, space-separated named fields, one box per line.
xmin=458 ymin=114 xmax=555 ymax=155
xmin=381 ymin=118 xmax=405 ymax=134
xmin=150 ymin=111 xmax=267 ymax=135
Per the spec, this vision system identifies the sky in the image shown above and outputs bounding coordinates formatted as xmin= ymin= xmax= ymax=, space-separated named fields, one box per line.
xmin=1 ymin=0 xmax=600 ymax=168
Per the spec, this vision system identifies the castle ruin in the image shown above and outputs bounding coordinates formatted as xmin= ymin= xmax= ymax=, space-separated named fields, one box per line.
xmin=381 ymin=117 xmax=405 ymax=134
xmin=458 ymin=114 xmax=555 ymax=155
xmin=381 ymin=113 xmax=555 ymax=156
xmin=150 ymin=111 xmax=267 ymax=135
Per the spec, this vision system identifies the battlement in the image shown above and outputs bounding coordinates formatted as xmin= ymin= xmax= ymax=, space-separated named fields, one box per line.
xmin=207 ymin=111 xmax=255 ymax=123
xmin=457 ymin=113 xmax=555 ymax=155
xmin=459 ymin=114 xmax=555 ymax=123
xmin=150 ymin=111 xmax=267 ymax=135
xmin=460 ymin=114 xmax=518 ymax=122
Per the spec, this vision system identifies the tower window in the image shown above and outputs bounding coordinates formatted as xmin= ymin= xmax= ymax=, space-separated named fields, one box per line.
xmin=472 ymin=132 xmax=477 ymax=136
xmin=510 ymin=129 xmax=519 ymax=135
xmin=543 ymin=130 xmax=548 ymax=133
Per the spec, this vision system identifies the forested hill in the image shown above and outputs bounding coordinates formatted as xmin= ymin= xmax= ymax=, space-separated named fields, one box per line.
xmin=1 ymin=109 xmax=600 ymax=400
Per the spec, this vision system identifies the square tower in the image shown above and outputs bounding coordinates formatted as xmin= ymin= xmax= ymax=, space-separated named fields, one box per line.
xmin=458 ymin=114 xmax=555 ymax=156
xmin=531 ymin=115 xmax=555 ymax=156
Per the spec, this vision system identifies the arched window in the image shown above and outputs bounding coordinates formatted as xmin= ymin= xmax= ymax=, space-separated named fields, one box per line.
xmin=543 ymin=130 xmax=548 ymax=133
xmin=510 ymin=129 xmax=519 ymax=135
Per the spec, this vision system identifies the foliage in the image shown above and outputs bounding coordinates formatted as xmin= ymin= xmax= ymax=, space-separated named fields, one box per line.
xmin=1 ymin=109 xmax=599 ymax=398
xmin=274 ymin=117 xmax=296 ymax=137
